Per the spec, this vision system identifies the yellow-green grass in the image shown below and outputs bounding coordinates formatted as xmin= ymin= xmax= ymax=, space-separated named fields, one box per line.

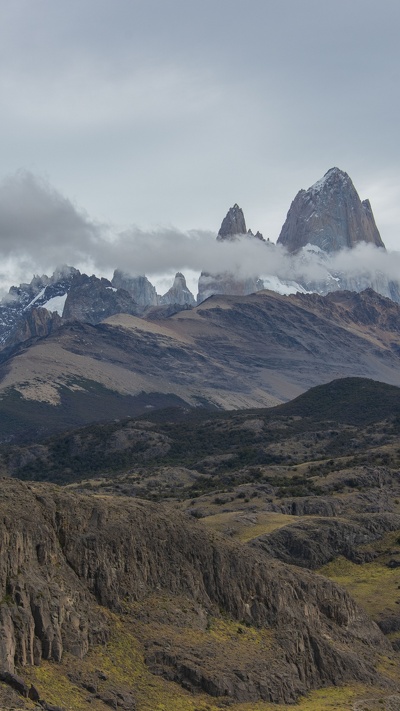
xmin=21 ymin=652 xmax=398 ymax=711
xmin=25 ymin=612 xmax=222 ymax=711
xmin=319 ymin=531 xmax=400 ymax=620
xmin=201 ymin=511 xmax=300 ymax=542
xmin=21 ymin=584 xmax=400 ymax=711
xmin=319 ymin=556 xmax=400 ymax=619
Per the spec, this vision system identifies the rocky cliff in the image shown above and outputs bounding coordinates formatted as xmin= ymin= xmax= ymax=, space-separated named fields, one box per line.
xmin=0 ymin=266 xmax=78 ymax=348
xmin=277 ymin=167 xmax=385 ymax=253
xmin=62 ymin=273 xmax=139 ymax=324
xmin=197 ymin=204 xmax=265 ymax=303
xmin=5 ymin=307 xmax=62 ymax=349
xmin=112 ymin=270 xmax=158 ymax=308
xmin=0 ymin=478 xmax=394 ymax=706
xmin=217 ymin=203 xmax=247 ymax=240
xmin=159 ymin=272 xmax=196 ymax=306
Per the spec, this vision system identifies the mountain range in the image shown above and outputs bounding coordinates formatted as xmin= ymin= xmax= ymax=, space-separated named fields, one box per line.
xmin=1 ymin=377 xmax=400 ymax=709
xmin=2 ymin=169 xmax=400 ymax=710
xmin=0 ymin=166 xmax=398 ymax=355
xmin=2 ymin=286 xmax=400 ymax=443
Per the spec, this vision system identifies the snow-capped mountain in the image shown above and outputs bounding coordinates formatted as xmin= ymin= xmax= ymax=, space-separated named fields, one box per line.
xmin=277 ymin=167 xmax=384 ymax=253
xmin=0 ymin=166 xmax=399 ymax=352
xmin=0 ymin=266 xmax=78 ymax=347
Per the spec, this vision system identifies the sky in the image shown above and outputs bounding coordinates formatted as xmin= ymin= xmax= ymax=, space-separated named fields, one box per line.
xmin=0 ymin=0 xmax=399 ymax=294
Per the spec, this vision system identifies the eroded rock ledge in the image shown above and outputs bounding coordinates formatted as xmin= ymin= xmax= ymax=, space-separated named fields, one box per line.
xmin=0 ymin=478 xmax=395 ymax=704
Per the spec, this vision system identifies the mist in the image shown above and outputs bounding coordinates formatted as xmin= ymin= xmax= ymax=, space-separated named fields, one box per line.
xmin=0 ymin=171 xmax=399 ymax=299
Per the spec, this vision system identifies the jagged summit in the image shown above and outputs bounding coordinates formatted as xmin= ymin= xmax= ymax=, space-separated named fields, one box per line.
xmin=277 ymin=167 xmax=385 ymax=253
xmin=217 ymin=203 xmax=247 ymax=240
xmin=111 ymin=270 xmax=158 ymax=307
xmin=309 ymin=166 xmax=350 ymax=194
xmin=160 ymin=272 xmax=196 ymax=306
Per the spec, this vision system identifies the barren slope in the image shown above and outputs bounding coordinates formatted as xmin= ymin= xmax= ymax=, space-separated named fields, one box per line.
xmin=1 ymin=288 xmax=400 ymax=440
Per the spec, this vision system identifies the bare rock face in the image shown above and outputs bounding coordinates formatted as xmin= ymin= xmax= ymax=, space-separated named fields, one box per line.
xmin=0 ymin=480 xmax=108 ymax=673
xmin=0 ymin=266 xmax=78 ymax=349
xmin=197 ymin=271 xmax=264 ymax=303
xmin=0 ymin=478 xmax=392 ymax=704
xmin=62 ymin=274 xmax=139 ymax=324
xmin=252 ymin=513 xmax=400 ymax=569
xmin=160 ymin=273 xmax=196 ymax=306
xmin=5 ymin=307 xmax=62 ymax=349
xmin=277 ymin=167 xmax=385 ymax=253
xmin=217 ymin=203 xmax=247 ymax=240
xmin=197 ymin=205 xmax=265 ymax=302
xmin=112 ymin=270 xmax=158 ymax=307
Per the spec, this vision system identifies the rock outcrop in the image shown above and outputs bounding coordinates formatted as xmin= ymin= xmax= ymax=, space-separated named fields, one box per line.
xmin=252 ymin=513 xmax=400 ymax=569
xmin=217 ymin=203 xmax=247 ymax=240
xmin=62 ymin=273 xmax=139 ymax=324
xmin=197 ymin=205 xmax=265 ymax=303
xmin=277 ymin=167 xmax=385 ymax=253
xmin=0 ymin=478 xmax=392 ymax=704
xmin=160 ymin=272 xmax=196 ymax=306
xmin=111 ymin=270 xmax=158 ymax=308
xmin=5 ymin=307 xmax=62 ymax=349
xmin=0 ymin=266 xmax=78 ymax=349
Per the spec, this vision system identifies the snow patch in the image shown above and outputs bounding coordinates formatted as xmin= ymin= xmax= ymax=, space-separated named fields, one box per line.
xmin=42 ymin=293 xmax=67 ymax=315
xmin=309 ymin=167 xmax=347 ymax=194
xmin=261 ymin=275 xmax=309 ymax=295
xmin=25 ymin=287 xmax=46 ymax=310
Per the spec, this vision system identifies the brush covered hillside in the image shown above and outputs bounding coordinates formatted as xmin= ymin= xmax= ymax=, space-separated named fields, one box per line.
xmin=3 ymin=287 xmax=400 ymax=443
xmin=1 ymin=378 xmax=400 ymax=710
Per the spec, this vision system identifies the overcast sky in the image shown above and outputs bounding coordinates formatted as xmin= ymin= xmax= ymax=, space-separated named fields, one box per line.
xmin=0 ymin=0 xmax=399 ymax=291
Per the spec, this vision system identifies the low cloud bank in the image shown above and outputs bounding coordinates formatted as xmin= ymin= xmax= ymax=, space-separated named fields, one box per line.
xmin=0 ymin=171 xmax=399 ymax=297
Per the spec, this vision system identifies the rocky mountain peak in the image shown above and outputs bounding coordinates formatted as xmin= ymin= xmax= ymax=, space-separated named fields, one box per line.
xmin=277 ymin=167 xmax=385 ymax=253
xmin=160 ymin=272 xmax=196 ymax=306
xmin=62 ymin=273 xmax=140 ymax=324
xmin=111 ymin=270 xmax=158 ymax=307
xmin=308 ymin=166 xmax=351 ymax=194
xmin=217 ymin=203 xmax=247 ymax=240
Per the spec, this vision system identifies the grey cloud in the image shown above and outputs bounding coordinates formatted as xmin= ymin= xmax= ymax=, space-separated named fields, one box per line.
xmin=0 ymin=173 xmax=399 ymax=303
xmin=0 ymin=171 xmax=103 ymax=267
xmin=0 ymin=0 xmax=399 ymax=251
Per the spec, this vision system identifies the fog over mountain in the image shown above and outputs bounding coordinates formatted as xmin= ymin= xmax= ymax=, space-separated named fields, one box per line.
xmin=0 ymin=170 xmax=399 ymax=302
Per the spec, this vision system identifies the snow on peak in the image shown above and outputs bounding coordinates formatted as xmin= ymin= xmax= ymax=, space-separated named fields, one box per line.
xmin=41 ymin=293 xmax=67 ymax=316
xmin=309 ymin=167 xmax=349 ymax=194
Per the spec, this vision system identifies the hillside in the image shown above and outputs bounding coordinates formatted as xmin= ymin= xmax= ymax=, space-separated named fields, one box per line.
xmin=2 ymin=288 xmax=400 ymax=443
xmin=0 ymin=478 xmax=397 ymax=711
xmin=1 ymin=378 xmax=400 ymax=709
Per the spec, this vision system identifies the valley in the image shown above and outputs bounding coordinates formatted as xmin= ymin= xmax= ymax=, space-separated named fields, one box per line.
xmin=1 ymin=378 xmax=400 ymax=710
xmin=1 ymin=166 xmax=400 ymax=710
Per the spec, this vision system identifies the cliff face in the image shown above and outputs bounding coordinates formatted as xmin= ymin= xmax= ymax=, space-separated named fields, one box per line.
xmin=0 ymin=478 xmax=392 ymax=705
xmin=6 ymin=307 xmax=62 ymax=348
xmin=112 ymin=270 xmax=158 ymax=307
xmin=0 ymin=480 xmax=108 ymax=674
xmin=277 ymin=167 xmax=385 ymax=253
xmin=197 ymin=204 xmax=265 ymax=303
xmin=217 ymin=203 xmax=247 ymax=240
xmin=160 ymin=272 xmax=196 ymax=306
xmin=197 ymin=271 xmax=263 ymax=303
xmin=62 ymin=273 xmax=140 ymax=324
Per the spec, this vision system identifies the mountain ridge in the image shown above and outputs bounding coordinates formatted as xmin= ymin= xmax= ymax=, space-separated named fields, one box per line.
xmin=1 ymin=288 xmax=400 ymax=441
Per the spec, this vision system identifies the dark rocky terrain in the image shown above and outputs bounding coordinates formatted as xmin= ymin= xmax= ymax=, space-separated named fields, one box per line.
xmin=2 ymin=166 xmax=400 ymax=710
xmin=0 ymin=476 xmax=396 ymax=710
xmin=1 ymin=377 xmax=400 ymax=709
